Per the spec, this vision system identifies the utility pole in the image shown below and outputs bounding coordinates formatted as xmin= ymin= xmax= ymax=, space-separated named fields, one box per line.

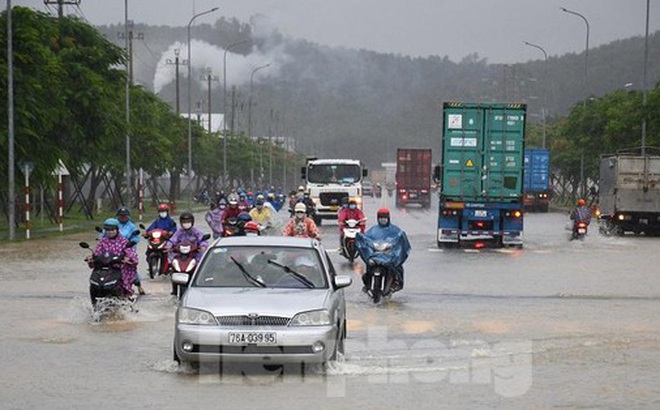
xmin=44 ymin=0 xmax=80 ymax=19
xmin=165 ymin=49 xmax=188 ymax=114
xmin=118 ymin=20 xmax=144 ymax=86
xmin=200 ymin=67 xmax=219 ymax=134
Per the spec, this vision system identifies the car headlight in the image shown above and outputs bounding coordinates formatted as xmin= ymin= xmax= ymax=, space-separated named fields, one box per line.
xmin=290 ymin=309 xmax=331 ymax=326
xmin=177 ymin=307 xmax=218 ymax=325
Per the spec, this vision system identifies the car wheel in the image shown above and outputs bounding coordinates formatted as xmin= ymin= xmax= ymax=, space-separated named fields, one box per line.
xmin=173 ymin=342 xmax=181 ymax=364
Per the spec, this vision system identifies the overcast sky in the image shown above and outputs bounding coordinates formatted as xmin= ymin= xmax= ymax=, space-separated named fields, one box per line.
xmin=10 ymin=0 xmax=660 ymax=64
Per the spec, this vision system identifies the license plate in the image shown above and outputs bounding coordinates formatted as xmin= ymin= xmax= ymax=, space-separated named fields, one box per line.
xmin=578 ymin=228 xmax=586 ymax=234
xmin=474 ymin=210 xmax=487 ymax=217
xmin=640 ymin=218 xmax=648 ymax=225
xmin=409 ymin=193 xmax=417 ymax=198
xmin=228 ymin=332 xmax=277 ymax=345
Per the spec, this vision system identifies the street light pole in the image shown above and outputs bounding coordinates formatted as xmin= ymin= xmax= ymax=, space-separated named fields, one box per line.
xmin=524 ymin=41 xmax=548 ymax=149
xmin=641 ymin=0 xmax=650 ymax=156
xmin=561 ymin=7 xmax=590 ymax=104
xmin=7 ymin=0 xmax=15 ymax=240
xmin=124 ymin=0 xmax=131 ymax=204
xmin=223 ymin=39 xmax=249 ymax=186
xmin=247 ymin=63 xmax=271 ymax=140
xmin=187 ymin=7 xmax=218 ymax=180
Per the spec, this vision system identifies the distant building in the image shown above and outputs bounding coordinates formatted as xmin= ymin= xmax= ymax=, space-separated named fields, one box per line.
xmin=181 ymin=113 xmax=225 ymax=134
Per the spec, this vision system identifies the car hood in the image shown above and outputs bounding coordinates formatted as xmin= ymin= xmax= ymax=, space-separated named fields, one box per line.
xmin=183 ymin=287 xmax=332 ymax=317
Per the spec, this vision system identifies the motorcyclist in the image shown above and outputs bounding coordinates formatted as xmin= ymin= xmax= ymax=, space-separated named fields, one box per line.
xmin=338 ymin=197 xmax=366 ymax=253
xmin=116 ymin=206 xmax=145 ymax=295
xmin=221 ymin=198 xmax=242 ymax=227
xmin=356 ymin=208 xmax=411 ymax=291
xmin=205 ymin=198 xmax=227 ymax=239
xmin=236 ymin=211 xmax=253 ymax=236
xmin=282 ymin=202 xmax=321 ymax=239
xmin=244 ymin=221 xmax=261 ymax=237
xmin=88 ymin=218 xmax=139 ymax=297
xmin=570 ymin=198 xmax=592 ymax=225
xmin=249 ymin=196 xmax=274 ymax=233
xmin=146 ymin=203 xmax=177 ymax=235
xmin=237 ymin=193 xmax=250 ymax=212
xmin=168 ymin=211 xmax=209 ymax=295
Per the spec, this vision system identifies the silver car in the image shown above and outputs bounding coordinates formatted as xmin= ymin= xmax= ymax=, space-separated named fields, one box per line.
xmin=172 ymin=236 xmax=352 ymax=367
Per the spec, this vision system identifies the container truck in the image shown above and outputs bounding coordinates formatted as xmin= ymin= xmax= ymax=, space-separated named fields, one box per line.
xmin=523 ymin=148 xmax=551 ymax=212
xmin=300 ymin=158 xmax=368 ymax=225
xmin=434 ymin=102 xmax=526 ymax=248
xmin=598 ymin=152 xmax=660 ymax=236
xmin=395 ymin=148 xmax=432 ymax=208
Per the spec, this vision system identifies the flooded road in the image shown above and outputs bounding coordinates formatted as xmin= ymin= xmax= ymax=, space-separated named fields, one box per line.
xmin=2 ymin=197 xmax=660 ymax=408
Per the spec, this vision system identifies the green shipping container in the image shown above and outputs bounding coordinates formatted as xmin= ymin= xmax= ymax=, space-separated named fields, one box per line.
xmin=441 ymin=102 xmax=526 ymax=201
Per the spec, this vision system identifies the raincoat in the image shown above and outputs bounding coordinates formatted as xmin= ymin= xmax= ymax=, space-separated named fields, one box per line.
xmin=91 ymin=235 xmax=138 ymax=295
xmin=355 ymin=223 xmax=411 ymax=287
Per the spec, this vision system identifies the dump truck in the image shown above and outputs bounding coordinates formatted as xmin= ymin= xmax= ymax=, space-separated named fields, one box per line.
xmin=434 ymin=102 xmax=526 ymax=248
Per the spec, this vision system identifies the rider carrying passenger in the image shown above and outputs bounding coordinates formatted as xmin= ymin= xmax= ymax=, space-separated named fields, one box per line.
xmin=282 ymin=202 xmax=321 ymax=239
xmin=88 ymin=218 xmax=139 ymax=297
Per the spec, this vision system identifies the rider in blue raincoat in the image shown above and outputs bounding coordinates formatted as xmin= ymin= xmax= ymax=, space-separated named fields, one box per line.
xmin=355 ymin=208 xmax=411 ymax=291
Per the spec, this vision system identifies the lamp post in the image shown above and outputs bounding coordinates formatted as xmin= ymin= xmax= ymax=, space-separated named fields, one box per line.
xmin=7 ymin=0 xmax=15 ymax=240
xmin=187 ymin=7 xmax=218 ymax=180
xmin=247 ymin=63 xmax=271 ymax=139
xmin=560 ymin=7 xmax=590 ymax=104
xmin=222 ymin=39 xmax=249 ymax=185
xmin=641 ymin=0 xmax=650 ymax=156
xmin=524 ymin=41 xmax=548 ymax=149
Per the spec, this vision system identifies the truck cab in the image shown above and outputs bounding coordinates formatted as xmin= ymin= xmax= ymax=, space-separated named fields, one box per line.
xmin=301 ymin=158 xmax=368 ymax=225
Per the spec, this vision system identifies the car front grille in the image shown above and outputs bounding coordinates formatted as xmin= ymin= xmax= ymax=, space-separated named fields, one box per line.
xmin=319 ymin=192 xmax=348 ymax=206
xmin=215 ymin=315 xmax=291 ymax=326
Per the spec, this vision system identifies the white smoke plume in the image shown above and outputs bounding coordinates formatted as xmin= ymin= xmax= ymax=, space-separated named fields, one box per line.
xmin=153 ymin=28 xmax=290 ymax=94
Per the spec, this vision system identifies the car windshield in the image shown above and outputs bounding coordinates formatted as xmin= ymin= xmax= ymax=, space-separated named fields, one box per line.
xmin=307 ymin=164 xmax=361 ymax=184
xmin=193 ymin=246 xmax=328 ymax=289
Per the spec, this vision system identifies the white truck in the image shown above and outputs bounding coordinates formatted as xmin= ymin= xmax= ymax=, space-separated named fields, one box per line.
xmin=598 ymin=152 xmax=660 ymax=236
xmin=301 ymin=158 xmax=368 ymax=225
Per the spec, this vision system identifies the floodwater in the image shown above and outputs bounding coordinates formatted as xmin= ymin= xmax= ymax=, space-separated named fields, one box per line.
xmin=2 ymin=196 xmax=660 ymax=409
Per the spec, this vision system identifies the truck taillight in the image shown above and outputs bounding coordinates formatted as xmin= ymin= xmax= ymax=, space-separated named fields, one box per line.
xmin=505 ymin=210 xmax=522 ymax=218
xmin=421 ymin=190 xmax=428 ymax=193
xmin=399 ymin=189 xmax=406 ymax=193
xmin=442 ymin=210 xmax=458 ymax=216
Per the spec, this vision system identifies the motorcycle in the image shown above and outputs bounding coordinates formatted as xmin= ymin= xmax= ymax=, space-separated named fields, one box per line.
xmin=139 ymin=224 xmax=171 ymax=279
xmin=171 ymin=234 xmax=211 ymax=299
xmin=374 ymin=185 xmax=383 ymax=198
xmin=341 ymin=218 xmax=365 ymax=263
xmin=361 ymin=241 xmax=398 ymax=303
xmin=571 ymin=221 xmax=589 ymax=240
xmin=80 ymin=232 xmax=139 ymax=315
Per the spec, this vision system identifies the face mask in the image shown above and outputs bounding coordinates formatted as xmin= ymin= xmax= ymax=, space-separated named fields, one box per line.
xmin=159 ymin=211 xmax=168 ymax=218
xmin=106 ymin=229 xmax=118 ymax=239
xmin=182 ymin=222 xmax=193 ymax=230
xmin=219 ymin=204 xmax=226 ymax=210
xmin=378 ymin=218 xmax=389 ymax=226
xmin=295 ymin=212 xmax=305 ymax=221
xmin=256 ymin=204 xmax=263 ymax=210
xmin=349 ymin=204 xmax=357 ymax=210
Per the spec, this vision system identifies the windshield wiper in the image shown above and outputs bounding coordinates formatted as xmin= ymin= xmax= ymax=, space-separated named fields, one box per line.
xmin=267 ymin=259 xmax=315 ymax=289
xmin=230 ymin=256 xmax=266 ymax=288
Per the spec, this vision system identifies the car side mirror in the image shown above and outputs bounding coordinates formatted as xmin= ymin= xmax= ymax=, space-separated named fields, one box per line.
xmin=334 ymin=275 xmax=352 ymax=289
